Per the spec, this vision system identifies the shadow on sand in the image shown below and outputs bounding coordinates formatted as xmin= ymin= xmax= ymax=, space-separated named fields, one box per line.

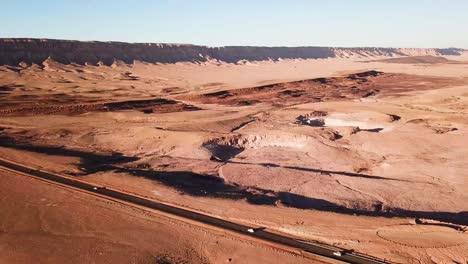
xmin=0 ymin=135 xmax=138 ymax=173
xmin=113 ymin=167 xmax=468 ymax=225
xmin=0 ymin=135 xmax=466 ymax=225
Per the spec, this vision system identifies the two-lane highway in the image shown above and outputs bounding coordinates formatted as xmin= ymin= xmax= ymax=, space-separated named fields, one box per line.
xmin=0 ymin=157 xmax=392 ymax=264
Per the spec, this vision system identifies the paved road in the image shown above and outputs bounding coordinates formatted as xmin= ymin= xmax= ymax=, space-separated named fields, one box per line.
xmin=0 ymin=157 xmax=392 ymax=264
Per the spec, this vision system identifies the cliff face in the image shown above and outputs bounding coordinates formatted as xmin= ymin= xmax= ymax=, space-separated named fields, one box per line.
xmin=0 ymin=38 xmax=465 ymax=65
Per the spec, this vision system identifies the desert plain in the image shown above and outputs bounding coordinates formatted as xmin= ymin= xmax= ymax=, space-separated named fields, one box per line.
xmin=0 ymin=40 xmax=467 ymax=263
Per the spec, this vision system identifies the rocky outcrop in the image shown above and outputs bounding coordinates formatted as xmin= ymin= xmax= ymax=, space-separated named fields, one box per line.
xmin=0 ymin=38 xmax=465 ymax=65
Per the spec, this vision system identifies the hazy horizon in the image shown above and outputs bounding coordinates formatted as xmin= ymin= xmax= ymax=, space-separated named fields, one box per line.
xmin=3 ymin=0 xmax=468 ymax=49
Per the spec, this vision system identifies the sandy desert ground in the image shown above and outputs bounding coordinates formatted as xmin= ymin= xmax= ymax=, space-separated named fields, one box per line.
xmin=1 ymin=43 xmax=468 ymax=263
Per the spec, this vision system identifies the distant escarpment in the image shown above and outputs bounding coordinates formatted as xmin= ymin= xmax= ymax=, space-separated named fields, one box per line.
xmin=0 ymin=38 xmax=466 ymax=66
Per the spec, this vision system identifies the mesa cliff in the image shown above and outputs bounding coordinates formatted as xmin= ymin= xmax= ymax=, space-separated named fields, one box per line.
xmin=0 ymin=38 xmax=465 ymax=65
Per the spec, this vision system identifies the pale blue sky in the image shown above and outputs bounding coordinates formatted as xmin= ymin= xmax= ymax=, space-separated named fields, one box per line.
xmin=2 ymin=0 xmax=467 ymax=48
